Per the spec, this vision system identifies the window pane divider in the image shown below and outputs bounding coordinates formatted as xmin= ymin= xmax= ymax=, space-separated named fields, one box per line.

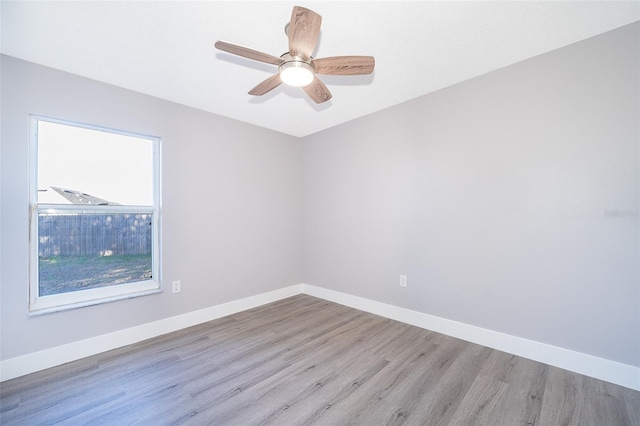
xmin=37 ymin=204 xmax=156 ymax=214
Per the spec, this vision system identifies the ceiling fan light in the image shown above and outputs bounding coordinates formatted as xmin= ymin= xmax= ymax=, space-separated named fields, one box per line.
xmin=279 ymin=61 xmax=314 ymax=87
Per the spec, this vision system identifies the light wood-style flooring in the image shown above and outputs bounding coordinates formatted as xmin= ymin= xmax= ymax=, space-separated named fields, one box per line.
xmin=1 ymin=295 xmax=638 ymax=425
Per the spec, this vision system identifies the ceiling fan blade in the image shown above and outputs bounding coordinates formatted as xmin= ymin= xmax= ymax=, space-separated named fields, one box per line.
xmin=288 ymin=6 xmax=322 ymax=60
xmin=312 ymin=56 xmax=375 ymax=75
xmin=303 ymin=77 xmax=332 ymax=104
xmin=215 ymin=41 xmax=284 ymax=66
xmin=248 ymin=74 xmax=282 ymax=96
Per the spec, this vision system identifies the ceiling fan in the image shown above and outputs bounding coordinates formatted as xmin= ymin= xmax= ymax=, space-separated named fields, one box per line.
xmin=215 ymin=5 xmax=375 ymax=104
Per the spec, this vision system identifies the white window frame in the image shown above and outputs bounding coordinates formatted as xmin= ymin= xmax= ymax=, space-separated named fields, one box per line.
xmin=29 ymin=116 xmax=162 ymax=315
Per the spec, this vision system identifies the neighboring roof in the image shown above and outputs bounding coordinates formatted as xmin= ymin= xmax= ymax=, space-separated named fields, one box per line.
xmin=42 ymin=187 xmax=119 ymax=205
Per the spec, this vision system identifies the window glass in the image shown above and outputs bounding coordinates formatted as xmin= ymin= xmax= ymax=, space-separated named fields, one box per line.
xmin=37 ymin=120 xmax=153 ymax=206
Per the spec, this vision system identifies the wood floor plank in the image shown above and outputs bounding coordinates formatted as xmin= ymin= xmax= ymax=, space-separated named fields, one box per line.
xmin=380 ymin=337 xmax=474 ymax=426
xmin=446 ymin=374 xmax=511 ymax=426
xmin=444 ymin=350 xmax=547 ymax=426
xmin=624 ymin=386 xmax=640 ymax=426
xmin=401 ymin=342 xmax=493 ymax=426
xmin=464 ymin=350 xmax=547 ymax=425
xmin=180 ymin=309 xmax=398 ymax=424
xmin=1 ymin=294 xmax=638 ymax=425
xmin=331 ymin=333 xmax=470 ymax=426
xmin=538 ymin=366 xmax=633 ymax=426
xmin=328 ymin=330 xmax=443 ymax=425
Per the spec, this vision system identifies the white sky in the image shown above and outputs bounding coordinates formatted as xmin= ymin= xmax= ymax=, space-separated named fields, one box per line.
xmin=37 ymin=120 xmax=154 ymax=206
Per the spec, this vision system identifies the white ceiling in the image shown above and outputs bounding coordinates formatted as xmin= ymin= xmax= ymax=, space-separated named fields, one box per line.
xmin=2 ymin=1 xmax=639 ymax=137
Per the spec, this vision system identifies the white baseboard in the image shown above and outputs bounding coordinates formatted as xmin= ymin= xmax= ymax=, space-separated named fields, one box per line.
xmin=2 ymin=282 xmax=638 ymax=392
xmin=301 ymin=284 xmax=640 ymax=391
xmin=0 ymin=284 xmax=302 ymax=382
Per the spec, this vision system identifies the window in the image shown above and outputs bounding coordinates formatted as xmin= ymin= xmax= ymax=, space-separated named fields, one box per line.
xmin=29 ymin=117 xmax=161 ymax=314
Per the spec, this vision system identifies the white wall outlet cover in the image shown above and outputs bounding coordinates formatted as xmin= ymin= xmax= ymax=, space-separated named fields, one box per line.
xmin=399 ymin=275 xmax=407 ymax=287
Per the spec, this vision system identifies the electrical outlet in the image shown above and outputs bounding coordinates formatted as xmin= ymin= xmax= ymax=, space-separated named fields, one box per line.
xmin=172 ymin=280 xmax=182 ymax=293
xmin=399 ymin=275 xmax=407 ymax=288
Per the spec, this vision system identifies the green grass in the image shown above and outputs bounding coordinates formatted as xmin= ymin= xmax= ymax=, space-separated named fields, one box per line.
xmin=39 ymin=254 xmax=152 ymax=296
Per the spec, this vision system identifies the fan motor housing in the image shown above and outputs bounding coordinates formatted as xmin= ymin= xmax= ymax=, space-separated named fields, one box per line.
xmin=278 ymin=53 xmax=315 ymax=86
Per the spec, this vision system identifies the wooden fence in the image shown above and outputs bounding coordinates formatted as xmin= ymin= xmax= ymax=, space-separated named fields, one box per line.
xmin=38 ymin=213 xmax=153 ymax=257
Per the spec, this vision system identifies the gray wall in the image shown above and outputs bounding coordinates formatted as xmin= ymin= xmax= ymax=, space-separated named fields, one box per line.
xmin=1 ymin=55 xmax=303 ymax=359
xmin=1 ymin=22 xmax=638 ymax=368
xmin=302 ymin=23 xmax=639 ymax=367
